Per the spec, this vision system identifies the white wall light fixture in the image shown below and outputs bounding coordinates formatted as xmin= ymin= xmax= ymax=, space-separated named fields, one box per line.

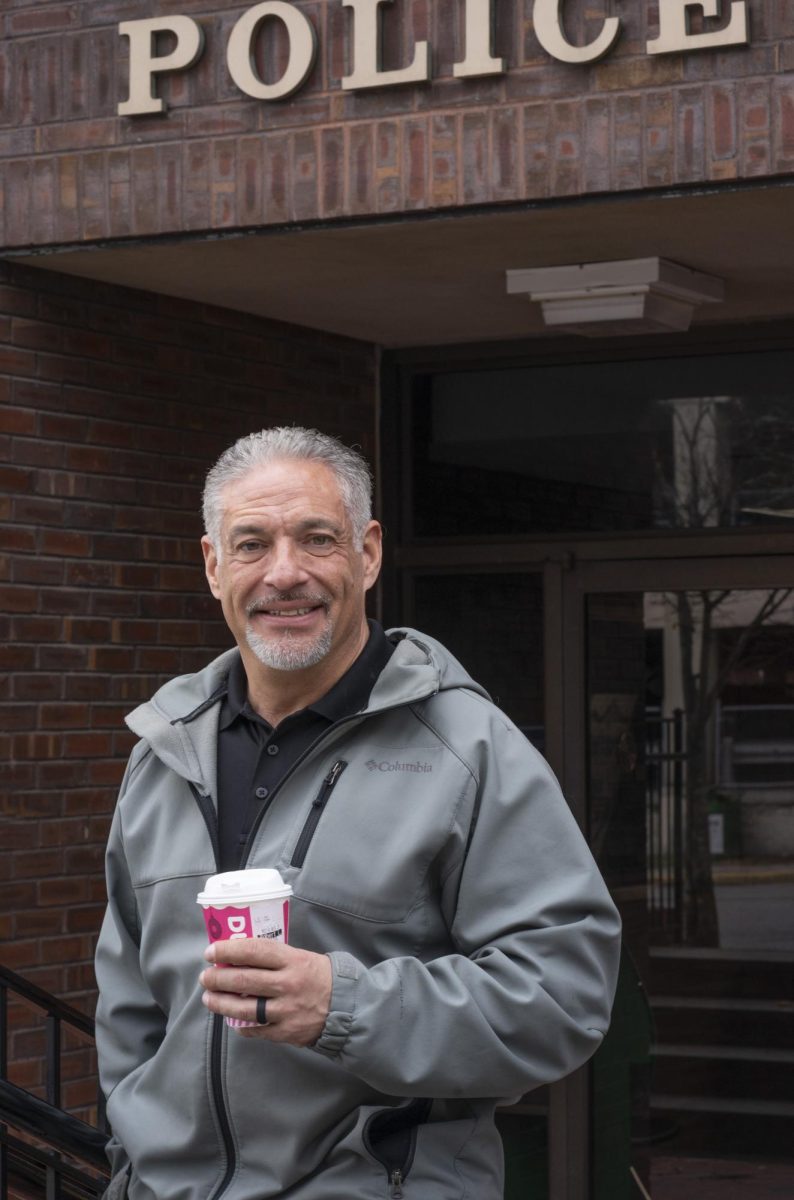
xmin=506 ymin=257 xmax=724 ymax=336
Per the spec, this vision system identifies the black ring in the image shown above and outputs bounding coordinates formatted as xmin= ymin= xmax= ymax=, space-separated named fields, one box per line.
xmin=255 ymin=997 xmax=268 ymax=1026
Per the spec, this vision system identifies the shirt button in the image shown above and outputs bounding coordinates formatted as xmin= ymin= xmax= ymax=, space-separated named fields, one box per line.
xmin=267 ymin=744 xmax=279 ymax=756
xmin=255 ymin=786 xmax=269 ymax=799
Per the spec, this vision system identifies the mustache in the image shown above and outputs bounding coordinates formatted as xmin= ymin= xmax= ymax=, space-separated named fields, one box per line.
xmin=245 ymin=591 xmax=331 ymax=617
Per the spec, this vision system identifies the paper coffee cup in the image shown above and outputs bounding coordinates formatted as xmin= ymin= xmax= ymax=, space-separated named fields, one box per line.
xmin=197 ymin=869 xmax=292 ymax=1028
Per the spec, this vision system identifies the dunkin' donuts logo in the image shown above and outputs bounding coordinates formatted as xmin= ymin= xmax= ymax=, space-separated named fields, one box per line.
xmin=203 ymin=905 xmax=253 ymax=942
xmin=365 ymin=759 xmax=433 ymax=773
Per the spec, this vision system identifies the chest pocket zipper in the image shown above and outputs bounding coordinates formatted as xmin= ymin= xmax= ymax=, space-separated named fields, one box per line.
xmin=290 ymin=760 xmax=348 ymax=867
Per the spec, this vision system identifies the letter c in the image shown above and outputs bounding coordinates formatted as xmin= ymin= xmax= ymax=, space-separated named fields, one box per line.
xmin=533 ymin=0 xmax=620 ymax=64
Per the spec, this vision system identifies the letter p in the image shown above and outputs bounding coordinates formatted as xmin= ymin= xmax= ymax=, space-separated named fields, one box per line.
xmin=118 ymin=17 xmax=205 ymax=116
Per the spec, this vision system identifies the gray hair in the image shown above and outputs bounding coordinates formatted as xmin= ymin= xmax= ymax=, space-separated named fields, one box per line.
xmin=202 ymin=427 xmax=373 ymax=553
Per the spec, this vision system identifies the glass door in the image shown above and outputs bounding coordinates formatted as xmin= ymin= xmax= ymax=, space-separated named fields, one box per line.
xmin=566 ymin=557 xmax=794 ymax=1200
xmin=402 ymin=565 xmax=554 ymax=1200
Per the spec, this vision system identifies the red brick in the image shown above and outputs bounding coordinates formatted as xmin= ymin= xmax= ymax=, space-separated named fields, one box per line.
xmin=0 ymin=408 xmax=37 ymax=435
xmin=0 ymin=584 xmax=37 ymax=612
xmin=13 ymin=674 xmax=64 ymax=701
xmin=710 ymin=83 xmax=737 ymax=161
xmin=63 ymin=732 xmax=115 ymax=758
xmin=39 ymin=529 xmax=92 ymax=557
xmin=39 ymin=704 xmax=90 ymax=730
xmin=614 ymin=93 xmax=643 ymax=190
xmin=0 ymin=463 xmax=35 ymax=493
xmin=12 ymin=849 xmax=65 ymax=878
xmin=65 ymin=903 xmax=106 ymax=934
xmin=492 ymin=107 xmax=520 ymax=200
xmin=11 ymin=731 xmax=63 ymax=760
xmin=291 ymin=129 xmax=319 ymax=221
xmin=12 ymin=614 xmax=65 ymax=641
xmin=523 ymin=102 xmax=550 ymax=197
xmin=8 ymin=7 xmax=80 ymax=35
xmin=15 ymin=907 xmax=64 ymax=938
xmin=677 ymin=86 xmax=706 ymax=181
xmin=403 ymin=118 xmax=429 ymax=209
xmin=38 ymin=877 xmax=90 ymax=906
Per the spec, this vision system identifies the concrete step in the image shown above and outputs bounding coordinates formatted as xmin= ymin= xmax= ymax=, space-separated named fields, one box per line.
xmin=652 ymin=995 xmax=794 ymax=1049
xmin=648 ymin=946 xmax=794 ymax=1000
xmin=649 ymin=1093 xmax=794 ymax=1159
xmin=652 ymin=1044 xmax=794 ymax=1102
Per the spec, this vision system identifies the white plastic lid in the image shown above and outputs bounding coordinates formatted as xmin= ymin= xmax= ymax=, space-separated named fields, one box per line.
xmin=196 ymin=868 xmax=292 ymax=906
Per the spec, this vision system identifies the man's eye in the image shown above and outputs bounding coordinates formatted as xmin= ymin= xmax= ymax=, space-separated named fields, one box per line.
xmin=237 ymin=541 xmax=263 ymax=554
xmin=307 ymin=534 xmax=333 ymax=548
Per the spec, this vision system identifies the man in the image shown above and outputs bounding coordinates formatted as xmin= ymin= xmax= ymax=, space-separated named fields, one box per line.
xmin=95 ymin=426 xmax=621 ymax=1200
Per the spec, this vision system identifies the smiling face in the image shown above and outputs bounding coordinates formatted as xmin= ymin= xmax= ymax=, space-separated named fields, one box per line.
xmin=202 ymin=458 xmax=382 ymax=700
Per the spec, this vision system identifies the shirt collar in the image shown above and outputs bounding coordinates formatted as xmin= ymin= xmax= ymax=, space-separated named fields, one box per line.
xmin=220 ymin=620 xmax=394 ymax=731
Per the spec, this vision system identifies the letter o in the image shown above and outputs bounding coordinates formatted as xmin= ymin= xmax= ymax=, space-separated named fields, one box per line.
xmin=227 ymin=1 xmax=317 ymax=100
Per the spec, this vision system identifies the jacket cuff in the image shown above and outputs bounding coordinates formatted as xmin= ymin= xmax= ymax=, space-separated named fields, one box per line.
xmin=312 ymin=951 xmax=361 ymax=1059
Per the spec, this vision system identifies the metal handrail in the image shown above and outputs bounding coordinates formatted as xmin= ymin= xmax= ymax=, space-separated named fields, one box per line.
xmin=0 ymin=965 xmax=95 ymax=1038
xmin=0 ymin=1129 xmax=106 ymax=1200
xmin=0 ymin=1080 xmax=108 ymax=1173
xmin=0 ymin=962 xmax=110 ymax=1198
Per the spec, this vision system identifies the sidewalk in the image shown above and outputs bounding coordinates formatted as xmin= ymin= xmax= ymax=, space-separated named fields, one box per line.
xmin=651 ymin=1155 xmax=794 ymax=1199
xmin=712 ymin=857 xmax=794 ymax=886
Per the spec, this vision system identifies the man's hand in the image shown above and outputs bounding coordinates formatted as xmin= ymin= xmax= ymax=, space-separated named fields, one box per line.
xmin=199 ymin=940 xmax=332 ymax=1045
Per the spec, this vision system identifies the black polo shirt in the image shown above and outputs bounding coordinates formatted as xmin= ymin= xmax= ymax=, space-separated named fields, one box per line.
xmin=216 ymin=621 xmax=395 ymax=871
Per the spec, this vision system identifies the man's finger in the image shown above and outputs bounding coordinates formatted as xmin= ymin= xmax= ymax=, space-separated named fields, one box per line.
xmin=201 ymin=987 xmax=279 ymax=1026
xmin=199 ymin=965 xmax=281 ymax=995
xmin=204 ymin=938 xmax=291 ymax=968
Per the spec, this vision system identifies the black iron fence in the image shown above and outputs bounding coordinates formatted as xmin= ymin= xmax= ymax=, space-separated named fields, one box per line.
xmin=645 ymin=710 xmax=686 ymax=942
xmin=0 ymin=964 xmax=109 ymax=1199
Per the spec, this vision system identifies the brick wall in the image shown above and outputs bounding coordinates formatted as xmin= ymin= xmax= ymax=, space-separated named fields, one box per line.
xmin=0 ymin=258 xmax=376 ymax=1111
xmin=1 ymin=0 xmax=793 ymax=248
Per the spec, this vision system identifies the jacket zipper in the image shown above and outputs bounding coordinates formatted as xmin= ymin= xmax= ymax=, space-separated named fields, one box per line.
xmin=362 ymin=1098 xmax=431 ymax=1198
xmin=290 ymin=760 xmax=348 ymax=867
xmin=189 ymin=782 xmax=238 ymax=1200
xmin=187 ymin=696 xmax=426 ymax=1197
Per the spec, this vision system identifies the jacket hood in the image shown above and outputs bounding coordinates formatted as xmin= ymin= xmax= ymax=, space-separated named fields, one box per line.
xmin=124 ymin=629 xmax=489 ymax=789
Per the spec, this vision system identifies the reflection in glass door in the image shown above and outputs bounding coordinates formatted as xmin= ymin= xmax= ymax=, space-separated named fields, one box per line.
xmin=587 ymin=585 xmax=794 ymax=1200
xmin=408 ymin=571 xmax=550 ymax=1200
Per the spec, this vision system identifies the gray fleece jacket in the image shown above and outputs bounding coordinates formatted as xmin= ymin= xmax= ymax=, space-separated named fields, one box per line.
xmin=95 ymin=629 xmax=621 ymax=1200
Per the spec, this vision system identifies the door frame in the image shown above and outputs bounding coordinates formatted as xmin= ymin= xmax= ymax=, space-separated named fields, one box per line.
xmin=556 ymin=550 xmax=793 ymax=1200
xmin=392 ymin=546 xmax=793 ymax=1200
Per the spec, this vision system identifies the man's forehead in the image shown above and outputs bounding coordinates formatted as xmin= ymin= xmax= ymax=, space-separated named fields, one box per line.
xmin=220 ymin=459 xmax=347 ymax=520
xmin=228 ymin=459 xmax=340 ymax=496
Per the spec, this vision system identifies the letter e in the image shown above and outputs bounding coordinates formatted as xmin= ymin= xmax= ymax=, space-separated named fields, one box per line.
xmin=647 ymin=0 xmax=748 ymax=55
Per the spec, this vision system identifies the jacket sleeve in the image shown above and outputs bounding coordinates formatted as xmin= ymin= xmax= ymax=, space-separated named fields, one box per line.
xmin=312 ymin=709 xmax=622 ymax=1099
xmin=94 ymin=748 xmax=168 ymax=1132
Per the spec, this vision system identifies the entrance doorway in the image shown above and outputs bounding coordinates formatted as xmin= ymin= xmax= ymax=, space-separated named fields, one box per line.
xmin=392 ymin=552 xmax=794 ymax=1199
xmin=567 ymin=556 xmax=794 ymax=1200
xmin=382 ymin=330 xmax=794 ymax=1197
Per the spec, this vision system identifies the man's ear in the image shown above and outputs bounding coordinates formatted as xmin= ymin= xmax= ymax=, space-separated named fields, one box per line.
xmin=201 ymin=536 xmax=222 ymax=600
xmin=361 ymin=521 xmax=383 ymax=592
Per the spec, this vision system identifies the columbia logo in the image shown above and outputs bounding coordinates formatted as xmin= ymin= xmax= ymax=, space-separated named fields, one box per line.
xmin=365 ymin=759 xmax=433 ymax=773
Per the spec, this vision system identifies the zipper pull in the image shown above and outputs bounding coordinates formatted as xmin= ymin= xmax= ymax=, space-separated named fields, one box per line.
xmin=313 ymin=760 xmax=345 ymax=805
xmin=389 ymin=1169 xmax=404 ymax=1198
xmin=326 ymin=760 xmax=344 ymax=786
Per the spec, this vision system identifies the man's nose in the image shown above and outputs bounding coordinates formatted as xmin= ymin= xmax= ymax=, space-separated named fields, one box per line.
xmin=261 ymin=538 xmax=309 ymax=589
